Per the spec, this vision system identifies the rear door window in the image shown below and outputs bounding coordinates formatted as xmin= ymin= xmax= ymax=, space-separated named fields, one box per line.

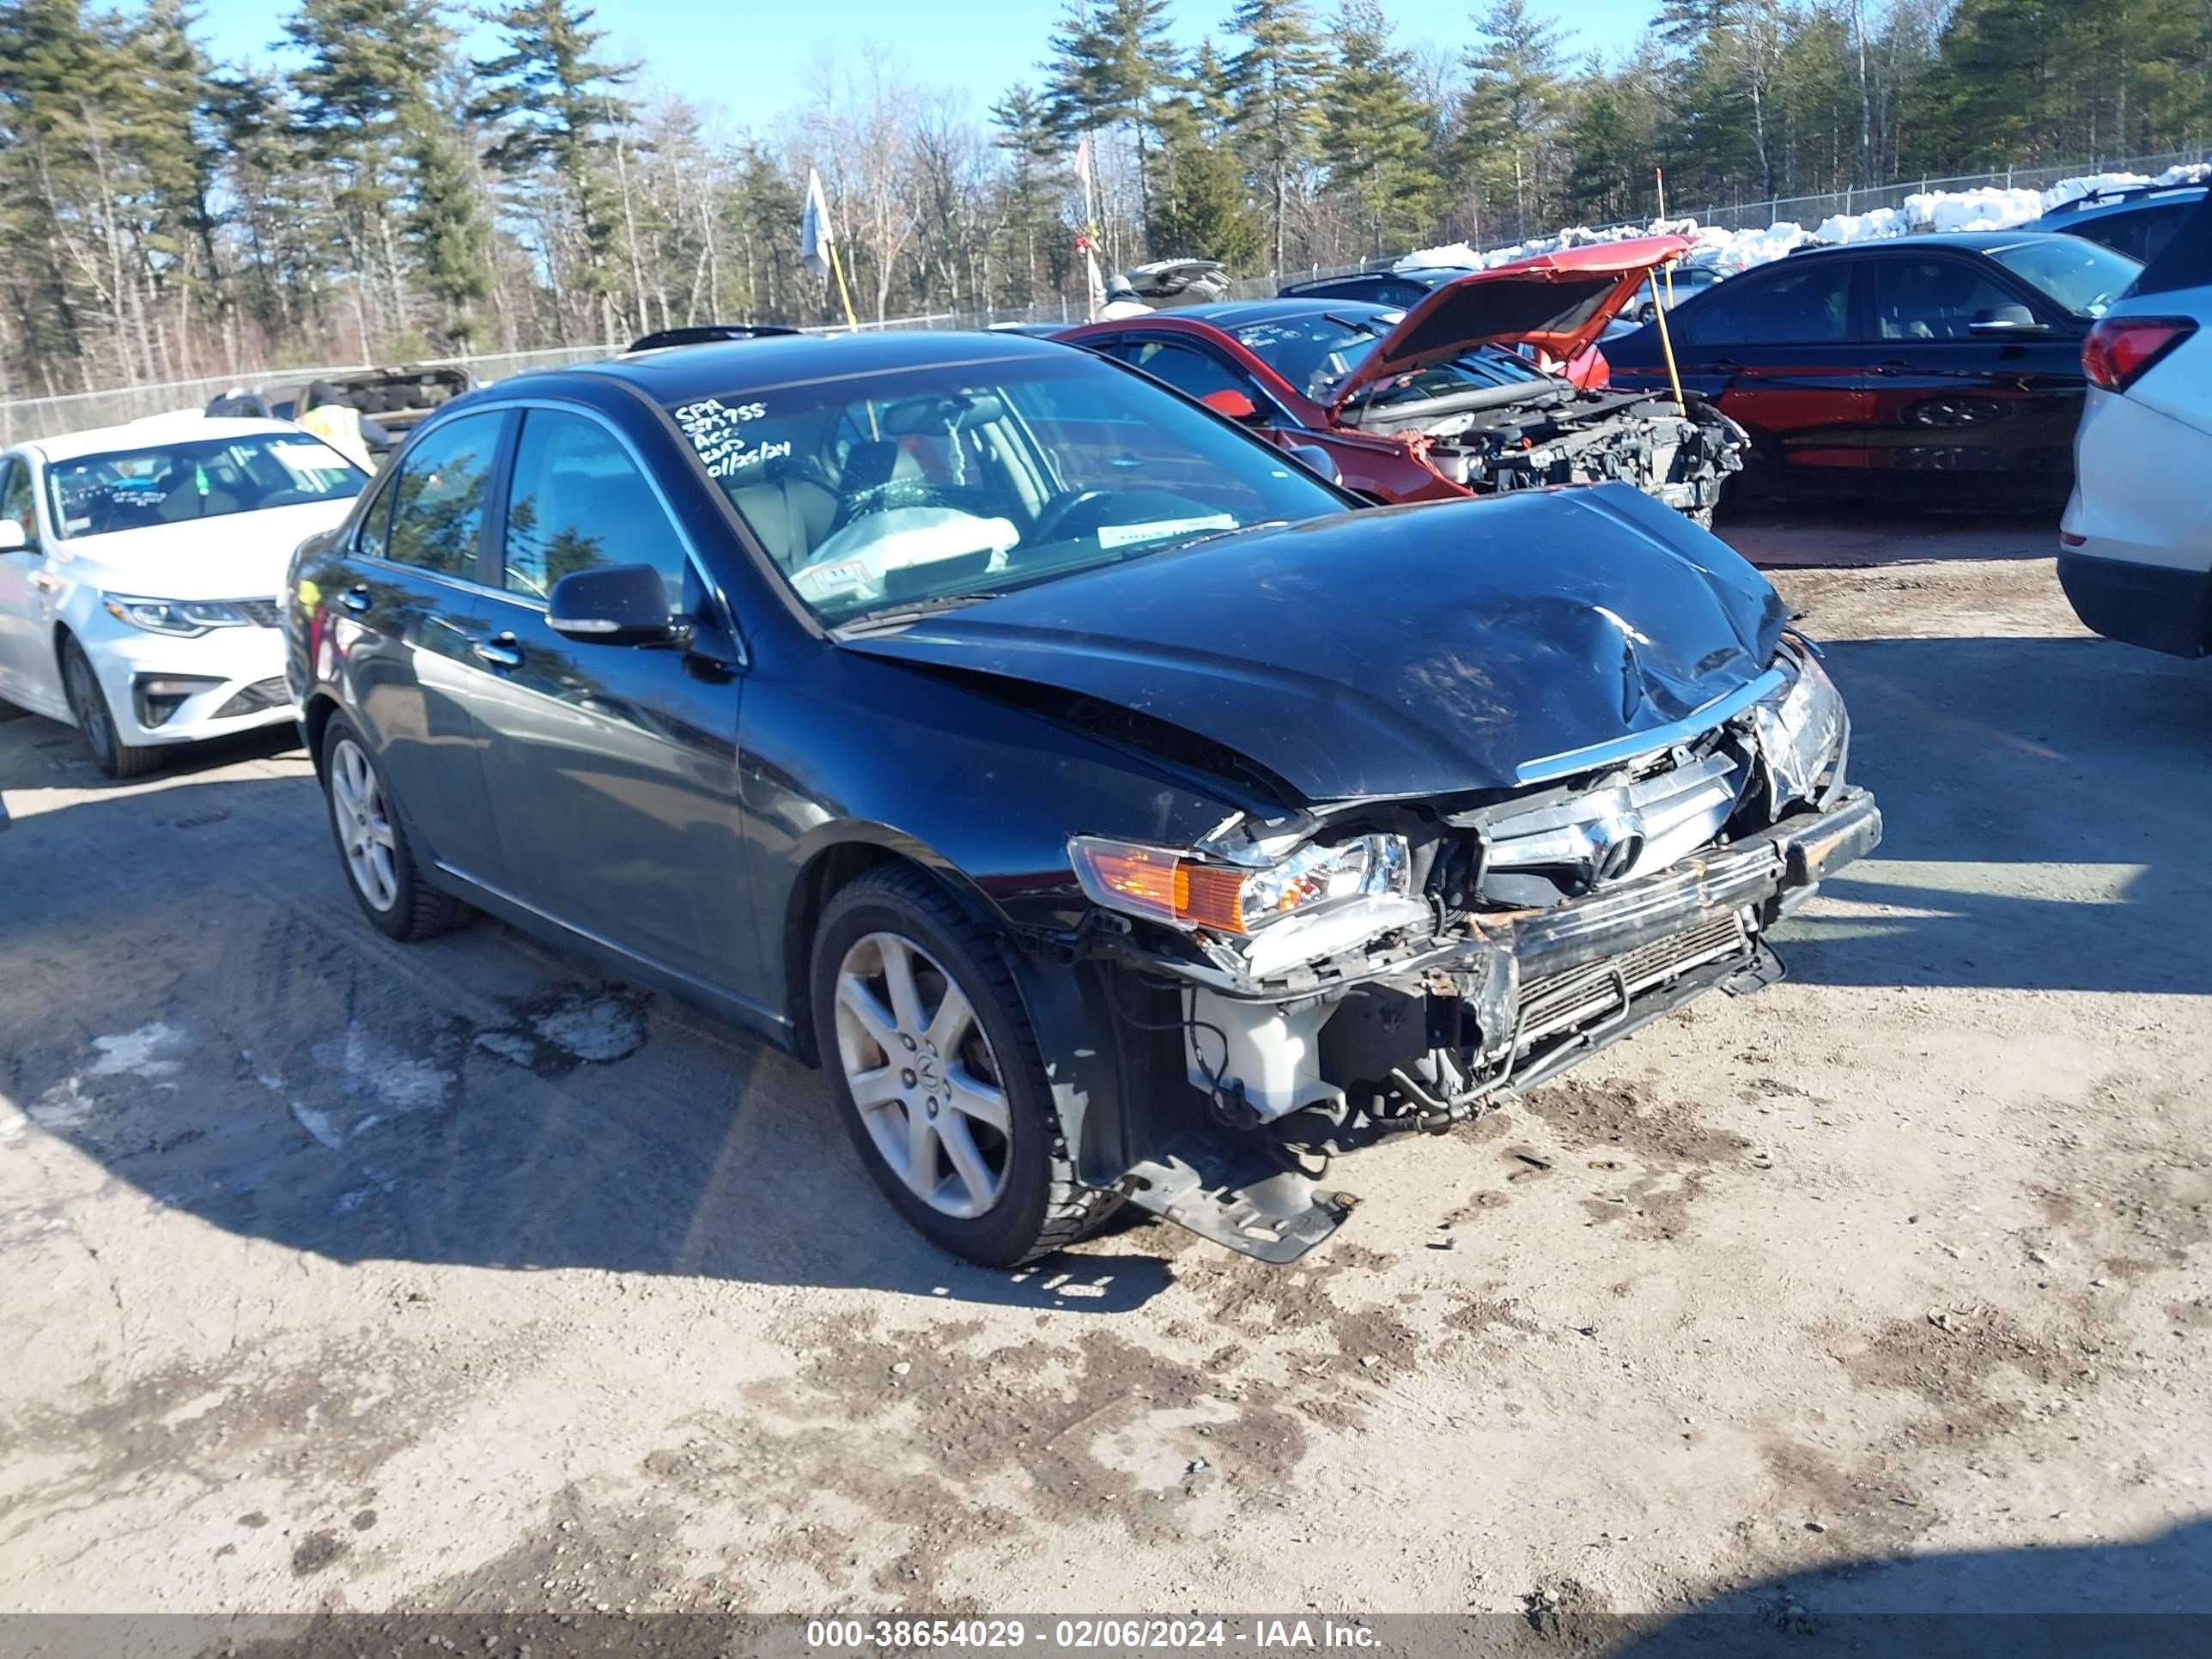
xmin=1116 ymin=340 xmax=1258 ymax=404
xmin=501 ymin=409 xmax=688 ymax=607
xmin=1680 ymin=261 xmax=1855 ymax=346
xmin=384 ymin=412 xmax=503 ymax=580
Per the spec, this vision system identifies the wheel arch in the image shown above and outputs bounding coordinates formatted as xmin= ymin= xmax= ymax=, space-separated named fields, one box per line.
xmin=781 ymin=826 xmax=1012 ymax=1070
xmin=301 ymin=690 xmax=343 ymax=780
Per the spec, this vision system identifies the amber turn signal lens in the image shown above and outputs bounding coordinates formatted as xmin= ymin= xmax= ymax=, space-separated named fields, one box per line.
xmin=1176 ymin=863 xmax=1249 ymax=933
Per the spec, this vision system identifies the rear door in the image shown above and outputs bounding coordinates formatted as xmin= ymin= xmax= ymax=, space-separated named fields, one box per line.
xmin=334 ymin=409 xmax=507 ymax=878
xmin=466 ymin=404 xmax=755 ymax=994
xmin=1666 ymin=258 xmax=1874 ymax=484
xmin=1863 ymin=252 xmax=2084 ymax=495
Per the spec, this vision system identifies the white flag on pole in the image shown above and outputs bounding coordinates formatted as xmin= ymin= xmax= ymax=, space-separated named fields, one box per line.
xmin=800 ymin=167 xmax=835 ymax=279
xmin=1073 ymin=136 xmax=1091 ymax=187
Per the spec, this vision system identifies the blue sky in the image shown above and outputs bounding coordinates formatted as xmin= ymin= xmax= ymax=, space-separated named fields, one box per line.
xmin=198 ymin=0 xmax=1662 ymax=128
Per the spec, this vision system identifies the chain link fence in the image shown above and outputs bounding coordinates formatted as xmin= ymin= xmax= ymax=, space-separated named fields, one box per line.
xmin=4 ymin=146 xmax=2204 ymax=449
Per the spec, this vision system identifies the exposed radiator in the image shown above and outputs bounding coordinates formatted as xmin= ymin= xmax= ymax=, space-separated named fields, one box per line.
xmin=1515 ymin=912 xmax=1751 ymax=1050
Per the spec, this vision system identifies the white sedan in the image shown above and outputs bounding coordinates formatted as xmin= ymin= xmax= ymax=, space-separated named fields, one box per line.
xmin=0 ymin=413 xmax=367 ymax=775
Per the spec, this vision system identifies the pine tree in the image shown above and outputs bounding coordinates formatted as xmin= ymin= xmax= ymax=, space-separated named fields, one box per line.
xmin=1459 ymin=0 xmax=1571 ymax=240
xmin=1321 ymin=1 xmax=1443 ymax=258
xmin=283 ymin=0 xmax=456 ymax=350
xmin=991 ymin=83 xmax=1069 ymax=307
xmin=471 ymin=0 xmax=640 ymax=335
xmin=1042 ymin=0 xmax=1179 ymax=236
xmin=1226 ymin=0 xmax=1330 ymax=273
xmin=1148 ymin=89 xmax=1262 ymax=266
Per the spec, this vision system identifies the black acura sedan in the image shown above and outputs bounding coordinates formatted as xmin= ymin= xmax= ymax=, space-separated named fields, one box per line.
xmin=286 ymin=330 xmax=1881 ymax=1266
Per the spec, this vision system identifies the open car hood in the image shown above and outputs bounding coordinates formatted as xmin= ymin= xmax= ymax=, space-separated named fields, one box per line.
xmin=1328 ymin=234 xmax=1692 ymax=416
xmin=836 ymin=482 xmax=1787 ymax=805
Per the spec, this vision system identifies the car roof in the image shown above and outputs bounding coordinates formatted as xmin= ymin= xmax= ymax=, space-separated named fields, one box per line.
xmin=1787 ymin=228 xmax=2087 ymax=259
xmin=1131 ymin=297 xmax=1400 ymax=331
xmin=21 ymin=413 xmax=305 ymax=464
xmin=2037 ymin=183 xmax=2207 ymax=222
xmin=550 ymin=326 xmax=1078 ymax=402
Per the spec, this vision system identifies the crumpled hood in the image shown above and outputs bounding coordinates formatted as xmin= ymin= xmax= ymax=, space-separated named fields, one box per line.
xmin=45 ymin=499 xmax=358 ymax=601
xmin=838 ymin=482 xmax=1790 ymax=803
xmin=1330 ymin=234 xmax=1692 ymax=412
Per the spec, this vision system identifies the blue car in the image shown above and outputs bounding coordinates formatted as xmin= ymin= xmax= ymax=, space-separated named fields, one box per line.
xmin=2031 ymin=181 xmax=2208 ymax=265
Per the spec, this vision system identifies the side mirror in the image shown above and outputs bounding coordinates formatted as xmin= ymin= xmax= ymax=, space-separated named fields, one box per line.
xmin=1200 ymin=387 xmax=1262 ymax=422
xmin=548 ymin=563 xmax=689 ymax=647
xmin=1969 ymin=303 xmax=2049 ymax=337
xmin=1285 ymin=443 xmax=1342 ymax=486
xmin=0 ymin=520 xmax=26 ymax=553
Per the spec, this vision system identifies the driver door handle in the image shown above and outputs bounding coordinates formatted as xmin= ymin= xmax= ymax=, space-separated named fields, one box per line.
xmin=337 ymin=585 xmax=373 ymax=614
xmin=473 ymin=633 xmax=524 ymax=670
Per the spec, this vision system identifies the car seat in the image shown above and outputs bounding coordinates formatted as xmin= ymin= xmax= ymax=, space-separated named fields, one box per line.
xmin=725 ymin=457 xmax=838 ymax=571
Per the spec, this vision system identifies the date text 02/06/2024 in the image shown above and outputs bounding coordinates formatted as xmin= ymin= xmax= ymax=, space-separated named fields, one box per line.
xmin=803 ymin=1620 xmax=1383 ymax=1651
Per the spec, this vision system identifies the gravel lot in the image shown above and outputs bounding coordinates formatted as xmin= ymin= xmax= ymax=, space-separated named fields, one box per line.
xmin=2 ymin=513 xmax=2208 ymax=1642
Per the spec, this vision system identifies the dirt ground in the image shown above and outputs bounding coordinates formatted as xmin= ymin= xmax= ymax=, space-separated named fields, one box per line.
xmin=2 ymin=512 xmax=2208 ymax=1644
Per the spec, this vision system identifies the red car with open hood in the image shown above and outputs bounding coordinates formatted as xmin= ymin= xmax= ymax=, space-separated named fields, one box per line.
xmin=1058 ymin=236 xmax=1744 ymax=520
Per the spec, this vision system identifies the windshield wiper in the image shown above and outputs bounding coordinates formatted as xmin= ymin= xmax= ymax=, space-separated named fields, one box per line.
xmin=834 ymin=592 xmax=1008 ymax=634
xmin=1149 ymin=519 xmax=1290 ymax=553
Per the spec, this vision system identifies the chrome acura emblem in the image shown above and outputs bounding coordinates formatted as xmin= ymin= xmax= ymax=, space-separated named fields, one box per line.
xmin=1583 ymin=811 xmax=1647 ymax=887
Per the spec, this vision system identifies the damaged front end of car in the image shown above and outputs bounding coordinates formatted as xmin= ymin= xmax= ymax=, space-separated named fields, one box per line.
xmin=1067 ymin=638 xmax=1878 ymax=1261
xmin=1358 ymin=382 xmax=1746 ymax=521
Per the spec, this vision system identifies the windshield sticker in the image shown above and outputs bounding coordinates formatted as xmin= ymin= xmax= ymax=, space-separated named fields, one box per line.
xmin=791 ymin=558 xmax=872 ymax=602
xmin=269 ymin=442 xmax=343 ymax=470
xmin=1097 ymin=514 xmax=1236 ymax=550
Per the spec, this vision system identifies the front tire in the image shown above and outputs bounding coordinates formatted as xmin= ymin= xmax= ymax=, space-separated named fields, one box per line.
xmin=321 ymin=714 xmax=464 ymax=940
xmin=59 ymin=636 xmax=159 ymax=779
xmin=811 ymin=865 xmax=1115 ymax=1267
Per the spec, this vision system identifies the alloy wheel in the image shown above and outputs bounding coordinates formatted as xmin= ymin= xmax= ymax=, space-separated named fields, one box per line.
xmin=832 ymin=930 xmax=1013 ymax=1218
xmin=329 ymin=736 xmax=399 ymax=912
xmin=63 ymin=647 xmax=112 ymax=765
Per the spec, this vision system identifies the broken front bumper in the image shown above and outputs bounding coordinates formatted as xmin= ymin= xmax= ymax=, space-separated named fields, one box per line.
xmin=1118 ymin=787 xmax=1881 ymax=1261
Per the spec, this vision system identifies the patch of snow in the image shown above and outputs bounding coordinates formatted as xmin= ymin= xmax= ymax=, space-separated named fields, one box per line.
xmin=473 ymin=1030 xmax=540 ymax=1067
xmin=28 ymin=1079 xmax=96 ymax=1131
xmin=530 ymin=995 xmax=644 ymax=1064
xmin=0 ymin=1092 xmax=27 ymax=1146
xmin=88 ymin=1022 xmax=184 ymax=1079
xmin=313 ymin=1023 xmax=453 ymax=1115
xmin=291 ymin=1101 xmax=346 ymax=1152
xmin=1389 ymin=161 xmax=2209 ymax=290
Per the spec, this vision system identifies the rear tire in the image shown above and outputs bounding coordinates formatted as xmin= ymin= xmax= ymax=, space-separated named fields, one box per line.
xmin=320 ymin=714 xmax=465 ymax=941
xmin=811 ymin=864 xmax=1118 ymax=1267
xmin=59 ymin=635 xmax=159 ymax=779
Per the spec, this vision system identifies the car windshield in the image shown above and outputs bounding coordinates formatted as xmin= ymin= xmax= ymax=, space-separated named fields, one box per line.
xmin=45 ymin=432 xmax=364 ymax=539
xmin=678 ymin=351 xmax=1346 ymax=627
xmin=1231 ymin=312 xmax=1547 ymax=405
xmin=1988 ymin=237 xmax=2142 ymax=318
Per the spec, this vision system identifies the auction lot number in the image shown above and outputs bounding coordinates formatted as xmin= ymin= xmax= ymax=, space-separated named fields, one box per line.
xmin=806 ymin=1620 xmax=1235 ymax=1649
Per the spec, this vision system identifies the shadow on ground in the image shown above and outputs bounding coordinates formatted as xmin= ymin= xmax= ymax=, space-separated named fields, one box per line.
xmin=1595 ymin=1516 xmax=2212 ymax=1657
xmin=3 ymin=622 xmax=2205 ymax=1312
xmin=1776 ymin=631 xmax=2212 ymax=993
xmin=1717 ymin=496 xmax=2061 ymax=569
xmin=0 ymin=754 xmax=1172 ymax=1316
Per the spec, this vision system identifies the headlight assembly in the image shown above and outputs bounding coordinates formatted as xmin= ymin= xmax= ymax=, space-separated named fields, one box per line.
xmin=1070 ymin=831 xmax=1426 ymax=978
xmin=102 ymin=594 xmax=253 ymax=638
xmin=1752 ymin=641 xmax=1845 ymax=806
